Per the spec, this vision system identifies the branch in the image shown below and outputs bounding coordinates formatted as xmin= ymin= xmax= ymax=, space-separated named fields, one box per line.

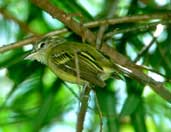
xmin=96 ymin=0 xmax=118 ymax=49
xmin=0 ymin=36 xmax=39 ymax=53
xmin=31 ymin=0 xmax=96 ymax=44
xmin=0 ymin=29 xmax=69 ymax=53
xmin=94 ymin=92 xmax=103 ymax=132
xmin=134 ymin=34 xmax=157 ymax=63
xmin=76 ymin=86 xmax=91 ymax=132
xmin=100 ymin=45 xmax=171 ymax=102
xmin=137 ymin=65 xmax=171 ymax=82
xmin=84 ymin=13 xmax=171 ymax=28
xmin=104 ymin=20 xmax=171 ymax=39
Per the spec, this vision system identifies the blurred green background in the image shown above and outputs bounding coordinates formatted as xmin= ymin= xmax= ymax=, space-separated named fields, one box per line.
xmin=0 ymin=0 xmax=171 ymax=132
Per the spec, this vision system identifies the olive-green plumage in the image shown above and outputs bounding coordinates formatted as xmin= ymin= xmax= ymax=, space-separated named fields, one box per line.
xmin=26 ymin=36 xmax=117 ymax=87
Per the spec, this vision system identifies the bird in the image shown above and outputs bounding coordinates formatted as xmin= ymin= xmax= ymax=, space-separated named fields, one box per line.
xmin=26 ymin=35 xmax=120 ymax=87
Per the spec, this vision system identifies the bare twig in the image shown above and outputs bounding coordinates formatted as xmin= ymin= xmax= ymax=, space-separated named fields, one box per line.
xmin=94 ymin=92 xmax=103 ymax=132
xmin=74 ymin=51 xmax=81 ymax=84
xmin=137 ymin=65 xmax=171 ymax=82
xmin=134 ymin=34 xmax=157 ymax=63
xmin=0 ymin=36 xmax=39 ymax=53
xmin=96 ymin=0 xmax=118 ymax=49
xmin=76 ymin=86 xmax=91 ymax=132
xmin=84 ymin=13 xmax=171 ymax=28
xmin=104 ymin=20 xmax=171 ymax=39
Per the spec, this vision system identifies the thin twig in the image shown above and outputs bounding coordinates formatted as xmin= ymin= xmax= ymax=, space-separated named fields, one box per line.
xmin=63 ymin=83 xmax=80 ymax=99
xmin=74 ymin=51 xmax=81 ymax=84
xmin=96 ymin=0 xmax=118 ymax=49
xmin=64 ymin=83 xmax=96 ymax=112
xmin=104 ymin=20 xmax=171 ymax=39
xmin=134 ymin=34 xmax=157 ymax=63
xmin=137 ymin=65 xmax=171 ymax=82
xmin=76 ymin=86 xmax=91 ymax=132
xmin=0 ymin=36 xmax=40 ymax=53
xmin=94 ymin=92 xmax=103 ymax=132
xmin=84 ymin=13 xmax=171 ymax=28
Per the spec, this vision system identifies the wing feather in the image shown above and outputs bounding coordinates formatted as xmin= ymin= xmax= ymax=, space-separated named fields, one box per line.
xmin=51 ymin=51 xmax=105 ymax=87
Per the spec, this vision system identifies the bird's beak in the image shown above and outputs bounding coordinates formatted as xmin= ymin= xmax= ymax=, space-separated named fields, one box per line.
xmin=24 ymin=52 xmax=37 ymax=60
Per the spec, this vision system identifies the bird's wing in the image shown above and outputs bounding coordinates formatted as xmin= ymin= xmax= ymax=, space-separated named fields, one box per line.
xmin=50 ymin=50 xmax=106 ymax=87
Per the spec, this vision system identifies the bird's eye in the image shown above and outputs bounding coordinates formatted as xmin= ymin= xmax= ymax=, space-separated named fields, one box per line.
xmin=38 ymin=42 xmax=46 ymax=49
